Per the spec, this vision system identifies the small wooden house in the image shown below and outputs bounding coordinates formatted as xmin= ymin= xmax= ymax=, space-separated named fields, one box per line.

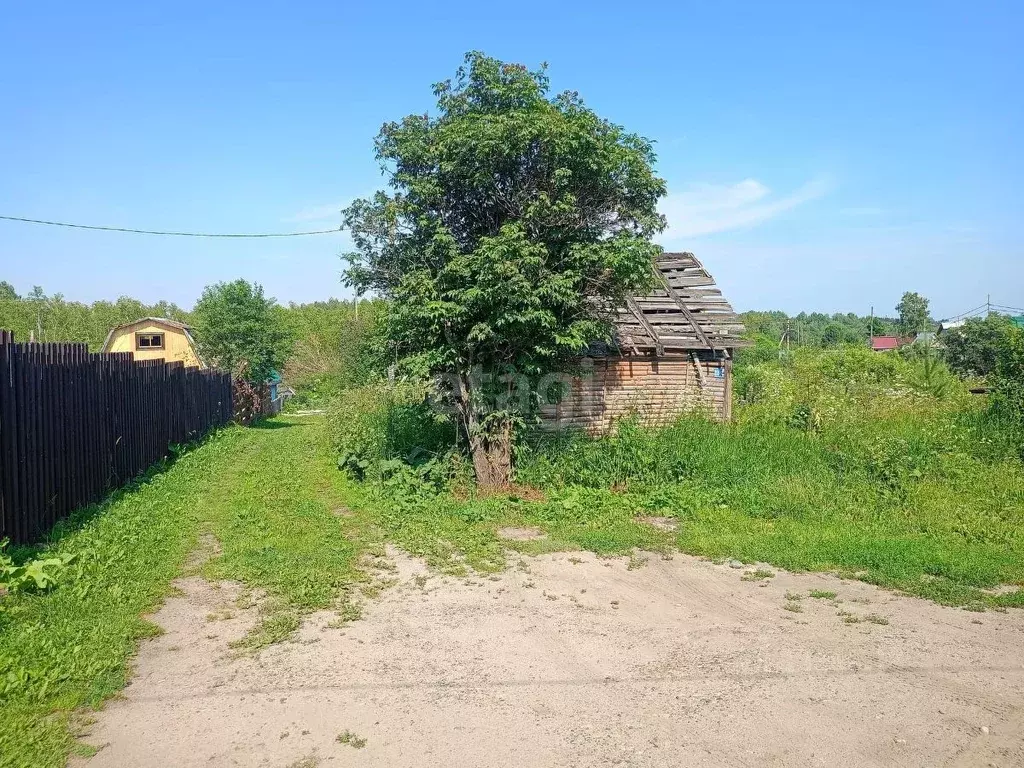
xmin=540 ymin=252 xmax=747 ymax=433
xmin=101 ymin=317 xmax=204 ymax=368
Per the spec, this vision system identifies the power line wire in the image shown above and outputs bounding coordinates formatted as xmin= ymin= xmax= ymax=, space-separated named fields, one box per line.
xmin=0 ymin=214 xmax=341 ymax=238
xmin=945 ymin=302 xmax=989 ymax=321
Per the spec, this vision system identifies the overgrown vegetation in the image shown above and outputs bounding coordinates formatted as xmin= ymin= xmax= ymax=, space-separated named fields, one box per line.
xmin=942 ymin=313 xmax=1017 ymax=378
xmin=329 ymin=342 xmax=1024 ymax=608
xmin=738 ymin=310 xmax=899 ymax=359
xmin=280 ymin=298 xmax=385 ymax=408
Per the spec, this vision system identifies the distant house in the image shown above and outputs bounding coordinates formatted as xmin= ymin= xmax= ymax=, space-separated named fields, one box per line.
xmin=870 ymin=335 xmax=914 ymax=352
xmin=101 ymin=317 xmax=204 ymax=368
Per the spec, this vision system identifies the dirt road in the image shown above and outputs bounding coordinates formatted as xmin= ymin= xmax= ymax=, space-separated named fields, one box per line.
xmin=75 ymin=550 xmax=1024 ymax=767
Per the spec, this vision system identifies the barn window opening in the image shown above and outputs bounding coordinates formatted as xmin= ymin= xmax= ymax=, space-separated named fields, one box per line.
xmin=135 ymin=332 xmax=165 ymax=350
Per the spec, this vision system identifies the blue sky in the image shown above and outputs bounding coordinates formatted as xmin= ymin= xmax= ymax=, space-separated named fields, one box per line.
xmin=1 ymin=1 xmax=1021 ymax=319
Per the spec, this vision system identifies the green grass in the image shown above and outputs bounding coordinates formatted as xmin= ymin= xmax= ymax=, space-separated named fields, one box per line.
xmin=0 ymin=428 xmax=244 ymax=767
xmin=0 ymin=417 xmax=371 ymax=768
xmin=511 ymin=413 xmax=1024 ymax=608
xmin=329 ymin=400 xmax=1024 ymax=611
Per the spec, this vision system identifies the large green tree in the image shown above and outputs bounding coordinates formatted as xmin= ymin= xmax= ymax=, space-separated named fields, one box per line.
xmin=342 ymin=52 xmax=666 ymax=487
xmin=191 ymin=280 xmax=291 ymax=383
xmin=942 ymin=313 xmax=1015 ymax=378
xmin=0 ymin=281 xmax=18 ymax=301
xmin=896 ymin=291 xmax=931 ymax=335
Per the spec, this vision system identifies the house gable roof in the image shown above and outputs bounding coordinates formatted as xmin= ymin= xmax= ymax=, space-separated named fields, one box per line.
xmin=610 ymin=252 xmax=748 ymax=355
xmin=101 ymin=317 xmax=198 ymax=356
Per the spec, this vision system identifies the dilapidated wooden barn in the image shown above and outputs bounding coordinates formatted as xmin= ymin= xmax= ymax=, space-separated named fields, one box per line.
xmin=541 ymin=252 xmax=747 ymax=433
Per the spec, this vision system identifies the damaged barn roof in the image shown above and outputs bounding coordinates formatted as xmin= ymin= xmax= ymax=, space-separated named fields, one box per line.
xmin=610 ymin=252 xmax=748 ymax=355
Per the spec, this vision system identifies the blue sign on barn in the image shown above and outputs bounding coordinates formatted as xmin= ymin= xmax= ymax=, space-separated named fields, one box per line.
xmin=713 ymin=367 xmax=726 ymax=379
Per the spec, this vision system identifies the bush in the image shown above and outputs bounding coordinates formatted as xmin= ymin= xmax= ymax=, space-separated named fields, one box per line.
xmin=942 ymin=314 xmax=1015 ymax=378
xmin=326 ymin=382 xmax=456 ymax=481
xmin=991 ymin=325 xmax=1024 ymax=455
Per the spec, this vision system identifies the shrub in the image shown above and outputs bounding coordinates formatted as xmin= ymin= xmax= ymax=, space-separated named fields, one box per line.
xmin=281 ymin=299 xmax=387 ymax=407
xmin=991 ymin=325 xmax=1024 ymax=455
xmin=942 ymin=314 xmax=1016 ymax=378
xmin=327 ymin=382 xmax=456 ymax=481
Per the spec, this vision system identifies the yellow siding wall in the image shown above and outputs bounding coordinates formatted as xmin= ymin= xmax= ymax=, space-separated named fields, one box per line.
xmin=105 ymin=322 xmax=202 ymax=368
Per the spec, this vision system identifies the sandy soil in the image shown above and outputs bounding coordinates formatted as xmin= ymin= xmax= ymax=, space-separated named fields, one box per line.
xmin=73 ymin=550 xmax=1024 ymax=768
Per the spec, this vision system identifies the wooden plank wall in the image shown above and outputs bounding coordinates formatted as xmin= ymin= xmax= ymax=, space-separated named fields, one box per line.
xmin=539 ymin=353 xmax=730 ymax=434
xmin=0 ymin=330 xmax=233 ymax=544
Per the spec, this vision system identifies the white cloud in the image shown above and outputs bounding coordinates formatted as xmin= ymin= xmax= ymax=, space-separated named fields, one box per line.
xmin=660 ymin=177 xmax=831 ymax=240
xmin=282 ymin=202 xmax=347 ymax=224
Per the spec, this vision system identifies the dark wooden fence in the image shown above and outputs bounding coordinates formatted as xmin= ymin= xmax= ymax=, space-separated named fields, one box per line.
xmin=0 ymin=330 xmax=233 ymax=544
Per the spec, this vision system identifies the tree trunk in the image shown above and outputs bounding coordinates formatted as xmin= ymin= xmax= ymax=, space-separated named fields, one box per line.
xmin=469 ymin=431 xmax=513 ymax=489
xmin=453 ymin=370 xmax=514 ymax=490
xmin=467 ymin=414 xmax=513 ymax=490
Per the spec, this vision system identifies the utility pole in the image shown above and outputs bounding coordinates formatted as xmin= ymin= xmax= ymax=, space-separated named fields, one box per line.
xmin=869 ymin=306 xmax=875 ymax=347
xmin=779 ymin=320 xmax=792 ymax=359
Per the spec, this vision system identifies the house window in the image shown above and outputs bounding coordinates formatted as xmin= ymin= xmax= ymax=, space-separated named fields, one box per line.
xmin=135 ymin=332 xmax=165 ymax=350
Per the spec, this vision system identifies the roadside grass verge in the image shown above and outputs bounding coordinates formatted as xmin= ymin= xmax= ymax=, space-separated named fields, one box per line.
xmin=0 ymin=427 xmax=247 ymax=768
xmin=513 ymin=416 xmax=1024 ymax=608
xmin=0 ymin=416 xmax=373 ymax=768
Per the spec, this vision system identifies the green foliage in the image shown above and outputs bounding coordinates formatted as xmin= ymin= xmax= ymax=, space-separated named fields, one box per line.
xmin=0 ymin=541 xmax=69 ymax=594
xmin=896 ymin=291 xmax=932 ymax=335
xmin=342 ymin=51 xmax=666 ymax=481
xmin=902 ymin=342 xmax=958 ymax=398
xmin=735 ymin=310 xmax=898 ymax=362
xmin=336 ymin=730 xmax=367 ymax=749
xmin=990 ymin=324 xmax=1024 ymax=452
xmin=820 ymin=322 xmax=861 ymax=348
xmin=191 ymin=279 xmax=292 ymax=382
xmin=513 ymin=345 xmax=1024 ymax=605
xmin=942 ymin=313 xmax=1015 ymax=378
xmin=327 ymin=382 xmax=456 ymax=481
xmin=734 ymin=344 xmax=964 ymax=428
xmin=280 ymin=298 xmax=386 ymax=407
